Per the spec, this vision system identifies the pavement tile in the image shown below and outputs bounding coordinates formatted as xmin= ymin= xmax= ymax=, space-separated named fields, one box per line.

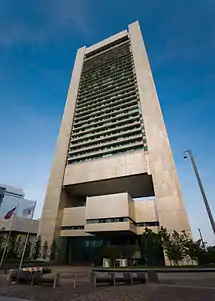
xmin=1 ymin=273 xmax=215 ymax=301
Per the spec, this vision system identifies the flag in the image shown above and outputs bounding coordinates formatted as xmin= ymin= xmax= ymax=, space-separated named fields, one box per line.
xmin=22 ymin=204 xmax=35 ymax=217
xmin=4 ymin=207 xmax=16 ymax=219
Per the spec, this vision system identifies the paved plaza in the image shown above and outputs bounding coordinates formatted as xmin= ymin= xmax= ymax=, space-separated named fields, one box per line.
xmin=0 ymin=298 xmax=30 ymax=301
xmin=1 ymin=271 xmax=215 ymax=301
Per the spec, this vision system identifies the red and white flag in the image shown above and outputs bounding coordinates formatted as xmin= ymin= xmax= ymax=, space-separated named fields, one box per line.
xmin=4 ymin=207 xmax=16 ymax=219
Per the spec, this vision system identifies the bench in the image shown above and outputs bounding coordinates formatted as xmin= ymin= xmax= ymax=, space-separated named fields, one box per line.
xmin=90 ymin=272 xmax=115 ymax=287
xmin=7 ymin=268 xmax=59 ymax=288
xmin=90 ymin=271 xmax=146 ymax=287
xmin=8 ymin=270 xmax=33 ymax=285
xmin=32 ymin=271 xmax=60 ymax=287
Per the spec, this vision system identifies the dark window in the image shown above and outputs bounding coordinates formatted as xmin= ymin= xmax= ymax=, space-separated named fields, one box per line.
xmin=136 ymin=221 xmax=159 ymax=227
xmin=86 ymin=217 xmax=133 ymax=224
xmin=61 ymin=225 xmax=84 ymax=230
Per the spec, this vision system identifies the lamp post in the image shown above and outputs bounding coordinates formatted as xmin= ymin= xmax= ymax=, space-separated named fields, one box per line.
xmin=184 ymin=149 xmax=215 ymax=235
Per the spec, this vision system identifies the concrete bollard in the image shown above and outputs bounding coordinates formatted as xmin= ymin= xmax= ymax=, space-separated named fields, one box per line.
xmin=53 ymin=273 xmax=60 ymax=288
xmin=112 ymin=272 xmax=116 ymax=286
xmin=90 ymin=271 xmax=96 ymax=288
xmin=146 ymin=271 xmax=159 ymax=284
xmin=7 ymin=269 xmax=13 ymax=285
xmin=73 ymin=273 xmax=77 ymax=288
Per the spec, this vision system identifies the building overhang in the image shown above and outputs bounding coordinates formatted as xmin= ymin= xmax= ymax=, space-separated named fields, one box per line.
xmin=64 ymin=173 xmax=154 ymax=199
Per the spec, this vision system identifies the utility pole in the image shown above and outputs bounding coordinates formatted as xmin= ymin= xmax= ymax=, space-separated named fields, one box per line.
xmin=184 ymin=150 xmax=215 ymax=235
xmin=198 ymin=228 xmax=205 ymax=248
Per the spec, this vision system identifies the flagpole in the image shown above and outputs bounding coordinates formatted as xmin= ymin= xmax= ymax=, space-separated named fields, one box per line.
xmin=0 ymin=202 xmax=19 ymax=269
xmin=19 ymin=202 xmax=36 ymax=270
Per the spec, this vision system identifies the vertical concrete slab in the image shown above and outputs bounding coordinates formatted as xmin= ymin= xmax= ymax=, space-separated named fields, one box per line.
xmin=128 ymin=21 xmax=190 ymax=232
xmin=38 ymin=46 xmax=86 ymax=246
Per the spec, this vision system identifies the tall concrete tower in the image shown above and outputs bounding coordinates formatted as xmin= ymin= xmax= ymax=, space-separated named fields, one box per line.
xmin=39 ymin=21 xmax=190 ymax=263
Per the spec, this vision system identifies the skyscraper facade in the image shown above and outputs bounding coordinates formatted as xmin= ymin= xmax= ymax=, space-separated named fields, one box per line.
xmin=39 ymin=21 xmax=190 ymax=263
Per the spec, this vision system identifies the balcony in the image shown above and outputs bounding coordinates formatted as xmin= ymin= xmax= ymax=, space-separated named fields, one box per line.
xmin=85 ymin=193 xmax=136 ymax=234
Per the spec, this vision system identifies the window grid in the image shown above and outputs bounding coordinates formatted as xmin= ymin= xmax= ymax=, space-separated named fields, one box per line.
xmin=68 ymin=39 xmax=148 ymax=164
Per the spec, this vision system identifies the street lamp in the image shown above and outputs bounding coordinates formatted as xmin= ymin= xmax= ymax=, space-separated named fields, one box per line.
xmin=184 ymin=149 xmax=215 ymax=235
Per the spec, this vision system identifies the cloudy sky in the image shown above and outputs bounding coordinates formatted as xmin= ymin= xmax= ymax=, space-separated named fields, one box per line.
xmin=0 ymin=0 xmax=215 ymax=244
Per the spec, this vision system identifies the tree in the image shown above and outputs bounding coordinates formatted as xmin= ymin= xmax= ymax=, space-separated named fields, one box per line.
xmin=206 ymin=246 xmax=215 ymax=264
xmin=42 ymin=240 xmax=48 ymax=260
xmin=32 ymin=235 xmax=41 ymax=260
xmin=0 ymin=230 xmax=5 ymax=256
xmin=14 ymin=235 xmax=22 ymax=258
xmin=159 ymin=227 xmax=204 ymax=266
xmin=183 ymin=237 xmax=202 ymax=264
xmin=7 ymin=235 xmax=17 ymax=259
xmin=24 ymin=239 xmax=32 ymax=259
xmin=170 ymin=230 xmax=184 ymax=265
xmin=50 ymin=239 xmax=57 ymax=261
xmin=139 ymin=228 xmax=164 ymax=266
xmin=158 ymin=227 xmax=174 ymax=265
xmin=159 ymin=228 xmax=187 ymax=266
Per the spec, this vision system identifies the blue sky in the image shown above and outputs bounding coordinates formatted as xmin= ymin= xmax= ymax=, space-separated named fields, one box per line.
xmin=0 ymin=0 xmax=215 ymax=244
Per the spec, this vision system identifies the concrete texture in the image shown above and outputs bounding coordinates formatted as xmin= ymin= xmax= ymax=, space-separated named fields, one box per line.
xmin=64 ymin=149 xmax=150 ymax=186
xmin=128 ymin=21 xmax=190 ymax=233
xmin=38 ymin=47 xmax=86 ymax=246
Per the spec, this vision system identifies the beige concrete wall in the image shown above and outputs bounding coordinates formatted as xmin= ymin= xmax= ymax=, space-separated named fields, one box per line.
xmin=130 ymin=222 xmax=137 ymax=233
xmin=128 ymin=194 xmax=135 ymax=221
xmin=64 ymin=150 xmax=150 ymax=185
xmin=60 ymin=195 xmax=160 ymax=235
xmin=129 ymin=21 xmax=190 ymax=233
xmin=61 ymin=200 xmax=137 ymax=234
xmin=134 ymin=200 xmax=157 ymax=222
xmin=61 ymin=207 xmax=89 ymax=236
xmin=86 ymin=221 xmax=132 ymax=233
xmin=85 ymin=193 xmax=137 ymax=233
xmin=61 ymin=230 xmax=91 ymax=237
xmin=61 ymin=197 xmax=157 ymax=229
xmin=85 ymin=193 xmax=129 ymax=220
xmin=39 ymin=47 xmax=86 ymax=246
xmin=62 ymin=207 xmax=85 ymax=226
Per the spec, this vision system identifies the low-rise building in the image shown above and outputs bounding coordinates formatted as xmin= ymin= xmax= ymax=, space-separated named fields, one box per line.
xmin=0 ymin=184 xmax=39 ymax=235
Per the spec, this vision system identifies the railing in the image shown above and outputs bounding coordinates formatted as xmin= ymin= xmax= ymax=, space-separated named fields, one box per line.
xmin=92 ymin=267 xmax=215 ymax=273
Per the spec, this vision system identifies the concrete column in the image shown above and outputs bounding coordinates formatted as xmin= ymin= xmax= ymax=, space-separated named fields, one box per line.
xmin=38 ymin=46 xmax=86 ymax=247
xmin=128 ymin=21 xmax=190 ymax=232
